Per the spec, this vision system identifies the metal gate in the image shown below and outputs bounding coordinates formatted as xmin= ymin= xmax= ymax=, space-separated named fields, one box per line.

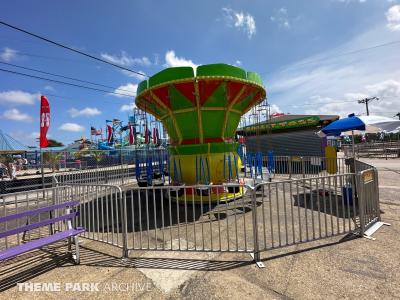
xmin=252 ymin=173 xmax=359 ymax=257
xmin=121 ymin=184 xmax=256 ymax=255
xmin=356 ymin=168 xmax=381 ymax=234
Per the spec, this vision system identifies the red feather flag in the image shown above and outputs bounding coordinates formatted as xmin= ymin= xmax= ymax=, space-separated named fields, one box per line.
xmin=39 ymin=96 xmax=50 ymax=148
xmin=129 ymin=124 xmax=135 ymax=145
xmin=144 ymin=125 xmax=149 ymax=144
xmin=107 ymin=125 xmax=114 ymax=144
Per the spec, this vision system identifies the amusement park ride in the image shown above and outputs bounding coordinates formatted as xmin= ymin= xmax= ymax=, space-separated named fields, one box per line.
xmin=82 ymin=108 xmax=166 ymax=151
xmin=135 ymin=63 xmax=267 ymax=201
xmin=73 ymin=63 xmax=267 ymax=202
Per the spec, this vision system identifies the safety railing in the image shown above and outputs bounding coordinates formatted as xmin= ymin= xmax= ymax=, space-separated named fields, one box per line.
xmin=356 ymin=168 xmax=380 ymax=233
xmin=2 ymin=158 xmax=381 ymax=264
xmin=244 ymin=155 xmax=349 ymax=180
xmin=59 ymin=184 xmax=125 ymax=249
xmin=252 ymin=173 xmax=358 ymax=255
xmin=343 ymin=141 xmax=400 ymax=159
xmin=122 ymin=184 xmax=255 ymax=254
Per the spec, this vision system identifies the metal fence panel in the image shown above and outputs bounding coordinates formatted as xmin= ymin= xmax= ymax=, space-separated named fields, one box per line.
xmin=123 ymin=184 xmax=255 ymax=253
xmin=58 ymin=184 xmax=125 ymax=248
xmin=1 ymin=157 xmax=382 ymax=263
xmin=254 ymin=173 xmax=359 ymax=252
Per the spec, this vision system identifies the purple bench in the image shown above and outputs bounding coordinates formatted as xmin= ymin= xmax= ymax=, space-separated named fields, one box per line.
xmin=0 ymin=200 xmax=85 ymax=264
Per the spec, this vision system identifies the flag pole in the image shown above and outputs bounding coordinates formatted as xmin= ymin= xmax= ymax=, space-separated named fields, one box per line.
xmin=40 ymin=145 xmax=45 ymax=190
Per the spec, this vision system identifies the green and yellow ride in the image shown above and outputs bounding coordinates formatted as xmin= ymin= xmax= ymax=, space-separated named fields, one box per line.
xmin=136 ymin=63 xmax=266 ymax=201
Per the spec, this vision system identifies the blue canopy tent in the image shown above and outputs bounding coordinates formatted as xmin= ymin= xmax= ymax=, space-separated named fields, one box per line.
xmin=319 ymin=114 xmax=365 ymax=136
xmin=317 ymin=114 xmax=365 ymax=158
xmin=318 ymin=113 xmax=400 ymax=158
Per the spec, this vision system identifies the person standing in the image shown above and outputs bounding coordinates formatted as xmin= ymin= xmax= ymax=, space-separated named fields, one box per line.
xmin=0 ymin=162 xmax=6 ymax=180
xmin=9 ymin=162 xmax=17 ymax=180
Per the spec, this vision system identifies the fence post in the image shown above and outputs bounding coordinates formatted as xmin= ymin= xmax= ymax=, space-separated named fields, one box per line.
xmin=121 ymin=190 xmax=129 ymax=259
xmin=374 ymin=168 xmax=381 ymax=221
xmin=356 ymin=172 xmax=365 ymax=236
xmin=288 ymin=156 xmax=292 ymax=179
xmin=120 ymin=148 xmax=124 ymax=185
xmin=250 ymin=185 xmax=264 ymax=268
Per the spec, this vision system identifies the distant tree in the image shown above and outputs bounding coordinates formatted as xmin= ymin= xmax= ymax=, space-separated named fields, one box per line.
xmin=47 ymin=139 xmax=64 ymax=147
xmin=43 ymin=152 xmax=62 ymax=172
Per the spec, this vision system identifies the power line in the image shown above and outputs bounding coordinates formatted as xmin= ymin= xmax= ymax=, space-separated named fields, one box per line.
xmin=0 ymin=61 xmax=135 ymax=94
xmin=0 ymin=20 xmax=148 ymax=78
xmin=294 ymin=40 xmax=400 ymax=68
xmin=0 ymin=67 xmax=136 ymax=97
xmin=357 ymin=97 xmax=379 ymax=116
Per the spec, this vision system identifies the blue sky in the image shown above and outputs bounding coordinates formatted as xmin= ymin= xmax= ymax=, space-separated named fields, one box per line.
xmin=0 ymin=0 xmax=399 ymax=146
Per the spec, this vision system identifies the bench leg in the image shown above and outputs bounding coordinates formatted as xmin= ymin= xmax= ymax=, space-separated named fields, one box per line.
xmin=68 ymin=237 xmax=72 ymax=252
xmin=73 ymin=236 xmax=80 ymax=265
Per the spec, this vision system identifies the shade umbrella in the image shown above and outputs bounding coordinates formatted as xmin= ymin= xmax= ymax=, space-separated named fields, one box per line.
xmin=317 ymin=114 xmax=400 ymax=157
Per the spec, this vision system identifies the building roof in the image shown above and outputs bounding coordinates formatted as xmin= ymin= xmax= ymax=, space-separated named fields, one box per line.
xmin=0 ymin=130 xmax=30 ymax=153
xmin=262 ymin=114 xmax=339 ymax=124
xmin=237 ymin=114 xmax=339 ymax=135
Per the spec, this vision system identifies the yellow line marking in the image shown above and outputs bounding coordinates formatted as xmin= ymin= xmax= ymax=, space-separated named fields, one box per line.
xmin=173 ymin=107 xmax=196 ymax=114
xmin=222 ymin=85 xmax=247 ymax=138
xmin=150 ymin=90 xmax=182 ymax=144
xmin=200 ymin=107 xmax=226 ymax=111
xmin=194 ymin=80 xmax=204 ymax=144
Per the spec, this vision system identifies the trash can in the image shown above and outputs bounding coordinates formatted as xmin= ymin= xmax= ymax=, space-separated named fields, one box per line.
xmin=342 ymin=185 xmax=353 ymax=205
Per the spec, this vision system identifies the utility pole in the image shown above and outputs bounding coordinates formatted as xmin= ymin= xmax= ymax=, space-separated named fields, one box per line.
xmin=395 ymin=112 xmax=400 ymax=120
xmin=357 ymin=97 xmax=379 ymax=116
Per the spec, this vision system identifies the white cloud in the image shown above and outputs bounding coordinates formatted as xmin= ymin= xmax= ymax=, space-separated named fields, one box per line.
xmin=235 ymin=60 xmax=242 ymax=66
xmin=386 ymin=5 xmax=400 ymax=31
xmin=100 ymin=51 xmax=151 ymax=67
xmin=0 ymin=90 xmax=39 ymax=105
xmin=221 ymin=8 xmax=256 ymax=38
xmin=302 ymin=80 xmax=400 ymax=117
xmin=164 ymin=50 xmax=198 ymax=68
xmin=270 ymin=8 xmax=291 ymax=29
xmin=2 ymin=108 xmax=33 ymax=122
xmin=267 ymin=24 xmax=400 ymax=118
xmin=9 ymin=130 xmax=50 ymax=146
xmin=112 ymin=83 xmax=138 ymax=98
xmin=0 ymin=47 xmax=18 ymax=62
xmin=59 ymin=123 xmax=85 ymax=132
xmin=68 ymin=107 xmax=102 ymax=118
xmin=120 ymin=102 xmax=136 ymax=112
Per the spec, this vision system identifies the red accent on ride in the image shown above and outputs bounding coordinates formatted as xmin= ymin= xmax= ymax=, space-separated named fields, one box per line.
xmin=226 ymin=81 xmax=245 ymax=104
xmin=198 ymin=80 xmax=222 ymax=106
xmin=39 ymin=96 xmax=50 ymax=148
xmin=243 ymin=88 xmax=264 ymax=112
xmin=152 ymin=86 xmax=171 ymax=109
xmin=173 ymin=82 xmax=196 ymax=106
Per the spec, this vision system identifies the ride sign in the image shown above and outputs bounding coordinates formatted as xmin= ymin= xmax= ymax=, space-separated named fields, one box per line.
xmin=40 ymin=95 xmax=50 ymax=148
